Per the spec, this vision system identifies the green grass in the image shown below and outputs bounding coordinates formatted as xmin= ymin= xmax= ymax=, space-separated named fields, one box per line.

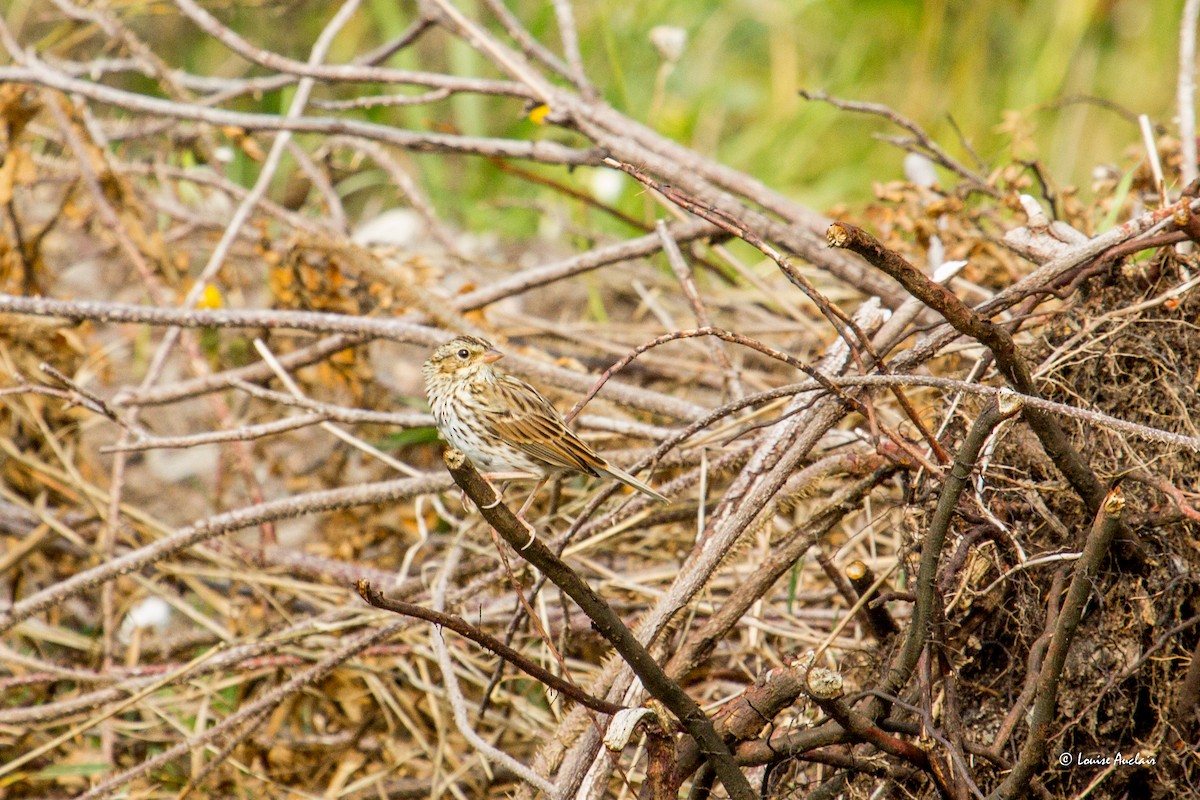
xmin=574 ymin=0 xmax=1177 ymax=211
xmin=466 ymin=1 xmax=1178 ymax=222
xmin=20 ymin=0 xmax=1179 ymax=232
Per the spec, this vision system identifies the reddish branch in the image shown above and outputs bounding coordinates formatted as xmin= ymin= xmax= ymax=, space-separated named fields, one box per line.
xmin=602 ymin=157 xmax=950 ymax=463
xmin=828 ymin=222 xmax=1108 ymax=516
xmin=357 ymin=581 xmax=623 ymax=715
xmin=801 ymin=666 xmax=952 ymax=796
xmin=563 ymin=326 xmax=942 ymax=475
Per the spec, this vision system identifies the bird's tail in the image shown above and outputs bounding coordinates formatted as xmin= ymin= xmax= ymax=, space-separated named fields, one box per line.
xmin=599 ymin=463 xmax=669 ymax=503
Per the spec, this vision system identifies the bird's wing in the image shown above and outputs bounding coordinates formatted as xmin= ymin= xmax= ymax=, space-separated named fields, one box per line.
xmin=482 ymin=374 xmax=604 ymax=475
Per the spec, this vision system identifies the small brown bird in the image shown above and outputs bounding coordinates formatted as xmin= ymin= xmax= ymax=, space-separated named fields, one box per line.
xmin=422 ymin=335 xmax=668 ymax=503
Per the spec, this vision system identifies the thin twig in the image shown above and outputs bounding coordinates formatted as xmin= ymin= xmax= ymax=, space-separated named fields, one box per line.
xmin=0 ymin=476 xmax=448 ymax=635
xmin=883 ymin=393 xmax=1023 ymax=701
xmin=359 ymin=580 xmax=622 ymax=714
xmin=829 ymin=221 xmax=1109 ymax=515
xmin=0 ymin=293 xmax=705 ymax=420
xmin=987 ymin=485 xmax=1126 ymax=800
xmin=441 ymin=448 xmax=756 ymax=800
xmin=799 ymin=89 xmax=995 ymax=194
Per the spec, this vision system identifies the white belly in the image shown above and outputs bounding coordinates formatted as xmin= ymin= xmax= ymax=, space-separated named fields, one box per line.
xmin=431 ymin=396 xmax=544 ymax=474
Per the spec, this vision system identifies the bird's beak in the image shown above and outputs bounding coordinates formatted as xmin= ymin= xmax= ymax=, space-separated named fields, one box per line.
xmin=481 ymin=348 xmax=504 ymax=364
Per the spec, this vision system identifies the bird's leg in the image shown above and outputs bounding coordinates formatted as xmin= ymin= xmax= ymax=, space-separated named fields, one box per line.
xmin=515 ymin=477 xmax=548 ymax=520
xmin=514 ymin=477 xmax=549 ymax=549
xmin=478 ymin=480 xmax=511 ymax=510
xmin=464 ymin=472 xmax=520 ymax=509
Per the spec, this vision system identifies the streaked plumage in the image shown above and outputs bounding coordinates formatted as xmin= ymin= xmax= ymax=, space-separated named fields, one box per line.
xmin=422 ymin=335 xmax=668 ymax=502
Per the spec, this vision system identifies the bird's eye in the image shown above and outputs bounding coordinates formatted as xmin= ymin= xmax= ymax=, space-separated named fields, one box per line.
xmin=457 ymin=349 xmax=469 ymax=359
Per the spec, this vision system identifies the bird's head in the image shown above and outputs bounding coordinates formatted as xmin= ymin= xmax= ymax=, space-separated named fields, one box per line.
xmin=424 ymin=335 xmax=504 ymax=379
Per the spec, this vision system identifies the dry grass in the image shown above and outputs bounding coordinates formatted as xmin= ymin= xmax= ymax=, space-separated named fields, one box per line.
xmin=1 ymin=3 xmax=1199 ymax=799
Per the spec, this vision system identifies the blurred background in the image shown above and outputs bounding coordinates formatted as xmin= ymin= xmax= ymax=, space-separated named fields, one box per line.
xmin=4 ymin=0 xmax=1176 ymax=225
